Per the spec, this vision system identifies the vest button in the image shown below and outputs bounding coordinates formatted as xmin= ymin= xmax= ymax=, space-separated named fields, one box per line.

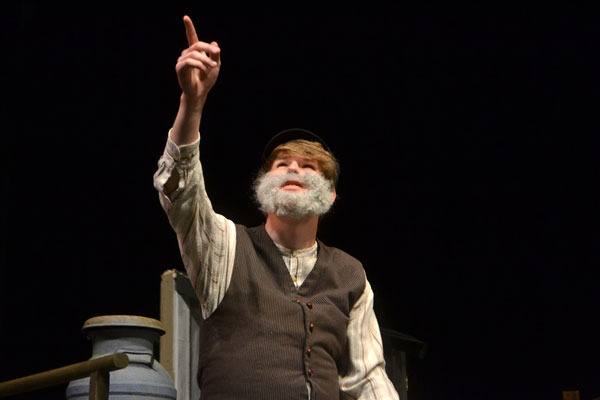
xmin=306 ymin=346 xmax=312 ymax=355
xmin=306 ymin=302 xmax=313 ymax=309
xmin=308 ymin=368 xmax=314 ymax=377
xmin=309 ymin=322 xmax=315 ymax=332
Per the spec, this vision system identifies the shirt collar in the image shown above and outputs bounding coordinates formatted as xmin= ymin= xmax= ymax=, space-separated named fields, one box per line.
xmin=274 ymin=240 xmax=318 ymax=257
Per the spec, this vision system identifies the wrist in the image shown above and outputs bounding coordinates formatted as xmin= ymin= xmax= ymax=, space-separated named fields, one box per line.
xmin=180 ymin=93 xmax=206 ymax=113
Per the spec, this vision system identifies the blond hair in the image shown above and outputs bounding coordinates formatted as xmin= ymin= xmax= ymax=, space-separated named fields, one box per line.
xmin=259 ymin=139 xmax=339 ymax=187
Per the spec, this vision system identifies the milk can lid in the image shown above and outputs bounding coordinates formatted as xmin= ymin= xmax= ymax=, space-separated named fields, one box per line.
xmin=82 ymin=315 xmax=165 ymax=334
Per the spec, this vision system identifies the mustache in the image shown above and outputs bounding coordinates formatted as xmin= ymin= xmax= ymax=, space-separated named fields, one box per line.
xmin=253 ymin=171 xmax=335 ymax=218
xmin=260 ymin=172 xmax=316 ymax=190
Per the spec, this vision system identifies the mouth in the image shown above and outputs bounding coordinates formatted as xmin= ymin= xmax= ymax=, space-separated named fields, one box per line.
xmin=281 ymin=180 xmax=304 ymax=190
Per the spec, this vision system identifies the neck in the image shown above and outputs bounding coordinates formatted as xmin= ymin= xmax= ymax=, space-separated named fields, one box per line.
xmin=265 ymin=214 xmax=318 ymax=250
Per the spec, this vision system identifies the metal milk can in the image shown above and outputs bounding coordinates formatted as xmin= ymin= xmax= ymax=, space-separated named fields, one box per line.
xmin=66 ymin=315 xmax=176 ymax=400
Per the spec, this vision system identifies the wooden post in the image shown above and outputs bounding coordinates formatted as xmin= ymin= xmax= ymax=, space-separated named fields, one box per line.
xmin=89 ymin=370 xmax=110 ymax=400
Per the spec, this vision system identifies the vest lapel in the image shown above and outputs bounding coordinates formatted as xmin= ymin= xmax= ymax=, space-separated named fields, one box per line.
xmin=297 ymin=239 xmax=328 ymax=297
xmin=248 ymin=224 xmax=332 ymax=297
xmin=248 ymin=224 xmax=297 ymax=294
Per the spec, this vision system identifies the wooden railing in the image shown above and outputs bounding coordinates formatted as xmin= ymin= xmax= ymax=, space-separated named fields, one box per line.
xmin=0 ymin=353 xmax=128 ymax=400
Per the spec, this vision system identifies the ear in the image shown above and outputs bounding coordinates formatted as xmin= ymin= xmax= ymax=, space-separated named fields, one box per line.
xmin=330 ymin=188 xmax=337 ymax=203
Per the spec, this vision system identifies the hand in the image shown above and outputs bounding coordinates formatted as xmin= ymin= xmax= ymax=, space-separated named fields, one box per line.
xmin=176 ymin=15 xmax=221 ymax=108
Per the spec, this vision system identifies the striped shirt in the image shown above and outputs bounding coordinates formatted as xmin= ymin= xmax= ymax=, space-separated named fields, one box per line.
xmin=153 ymin=132 xmax=399 ymax=400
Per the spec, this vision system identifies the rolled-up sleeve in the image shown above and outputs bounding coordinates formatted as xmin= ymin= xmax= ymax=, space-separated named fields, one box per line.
xmin=153 ymin=130 xmax=236 ymax=319
xmin=340 ymin=279 xmax=400 ymax=400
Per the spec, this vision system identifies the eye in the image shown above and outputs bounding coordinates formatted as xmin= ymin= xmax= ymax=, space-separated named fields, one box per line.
xmin=304 ymin=164 xmax=316 ymax=170
xmin=275 ymin=161 xmax=288 ymax=167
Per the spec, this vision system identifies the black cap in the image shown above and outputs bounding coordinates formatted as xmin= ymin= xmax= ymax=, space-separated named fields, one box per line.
xmin=261 ymin=128 xmax=332 ymax=163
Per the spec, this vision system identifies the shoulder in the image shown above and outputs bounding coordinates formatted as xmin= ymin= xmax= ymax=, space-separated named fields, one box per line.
xmin=318 ymin=238 xmax=362 ymax=265
xmin=328 ymin=245 xmax=363 ymax=269
xmin=319 ymin=241 xmax=366 ymax=279
xmin=234 ymin=223 xmax=261 ymax=235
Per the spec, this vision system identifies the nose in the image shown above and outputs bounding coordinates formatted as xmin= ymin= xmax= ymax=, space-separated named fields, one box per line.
xmin=287 ymin=161 xmax=301 ymax=173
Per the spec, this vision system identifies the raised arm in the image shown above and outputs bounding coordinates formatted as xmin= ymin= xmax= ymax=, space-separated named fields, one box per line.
xmin=153 ymin=16 xmax=234 ymax=319
xmin=171 ymin=15 xmax=221 ymax=146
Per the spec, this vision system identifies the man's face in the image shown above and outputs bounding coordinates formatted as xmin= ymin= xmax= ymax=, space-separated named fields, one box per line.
xmin=269 ymin=155 xmax=321 ymax=193
xmin=254 ymin=154 xmax=336 ymax=219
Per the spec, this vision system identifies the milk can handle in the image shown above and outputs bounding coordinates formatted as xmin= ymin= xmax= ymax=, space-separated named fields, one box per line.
xmin=115 ymin=348 xmax=154 ymax=366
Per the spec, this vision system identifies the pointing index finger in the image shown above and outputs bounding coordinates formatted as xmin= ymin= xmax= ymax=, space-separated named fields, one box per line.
xmin=183 ymin=15 xmax=199 ymax=45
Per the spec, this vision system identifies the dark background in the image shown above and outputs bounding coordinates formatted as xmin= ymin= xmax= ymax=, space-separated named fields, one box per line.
xmin=3 ymin=5 xmax=599 ymax=400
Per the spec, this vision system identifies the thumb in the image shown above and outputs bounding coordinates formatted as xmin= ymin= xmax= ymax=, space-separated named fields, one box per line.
xmin=210 ymin=41 xmax=221 ymax=64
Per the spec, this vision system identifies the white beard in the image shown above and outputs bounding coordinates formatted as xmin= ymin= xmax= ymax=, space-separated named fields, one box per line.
xmin=254 ymin=171 xmax=335 ymax=219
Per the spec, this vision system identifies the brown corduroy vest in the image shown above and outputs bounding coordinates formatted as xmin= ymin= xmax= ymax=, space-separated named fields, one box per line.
xmin=197 ymin=224 xmax=366 ymax=400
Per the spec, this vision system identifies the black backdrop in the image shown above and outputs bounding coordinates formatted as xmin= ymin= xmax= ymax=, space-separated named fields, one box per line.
xmin=3 ymin=6 xmax=599 ymax=400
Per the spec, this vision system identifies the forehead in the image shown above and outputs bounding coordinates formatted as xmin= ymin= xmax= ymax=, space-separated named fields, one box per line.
xmin=273 ymin=153 xmax=317 ymax=162
xmin=272 ymin=150 xmax=318 ymax=163
xmin=269 ymin=153 xmax=321 ymax=172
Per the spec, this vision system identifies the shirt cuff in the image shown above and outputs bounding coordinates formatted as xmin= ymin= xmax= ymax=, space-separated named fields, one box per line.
xmin=165 ymin=128 xmax=200 ymax=161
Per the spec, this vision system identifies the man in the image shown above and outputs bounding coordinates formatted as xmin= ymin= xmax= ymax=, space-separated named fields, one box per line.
xmin=153 ymin=15 xmax=399 ymax=400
